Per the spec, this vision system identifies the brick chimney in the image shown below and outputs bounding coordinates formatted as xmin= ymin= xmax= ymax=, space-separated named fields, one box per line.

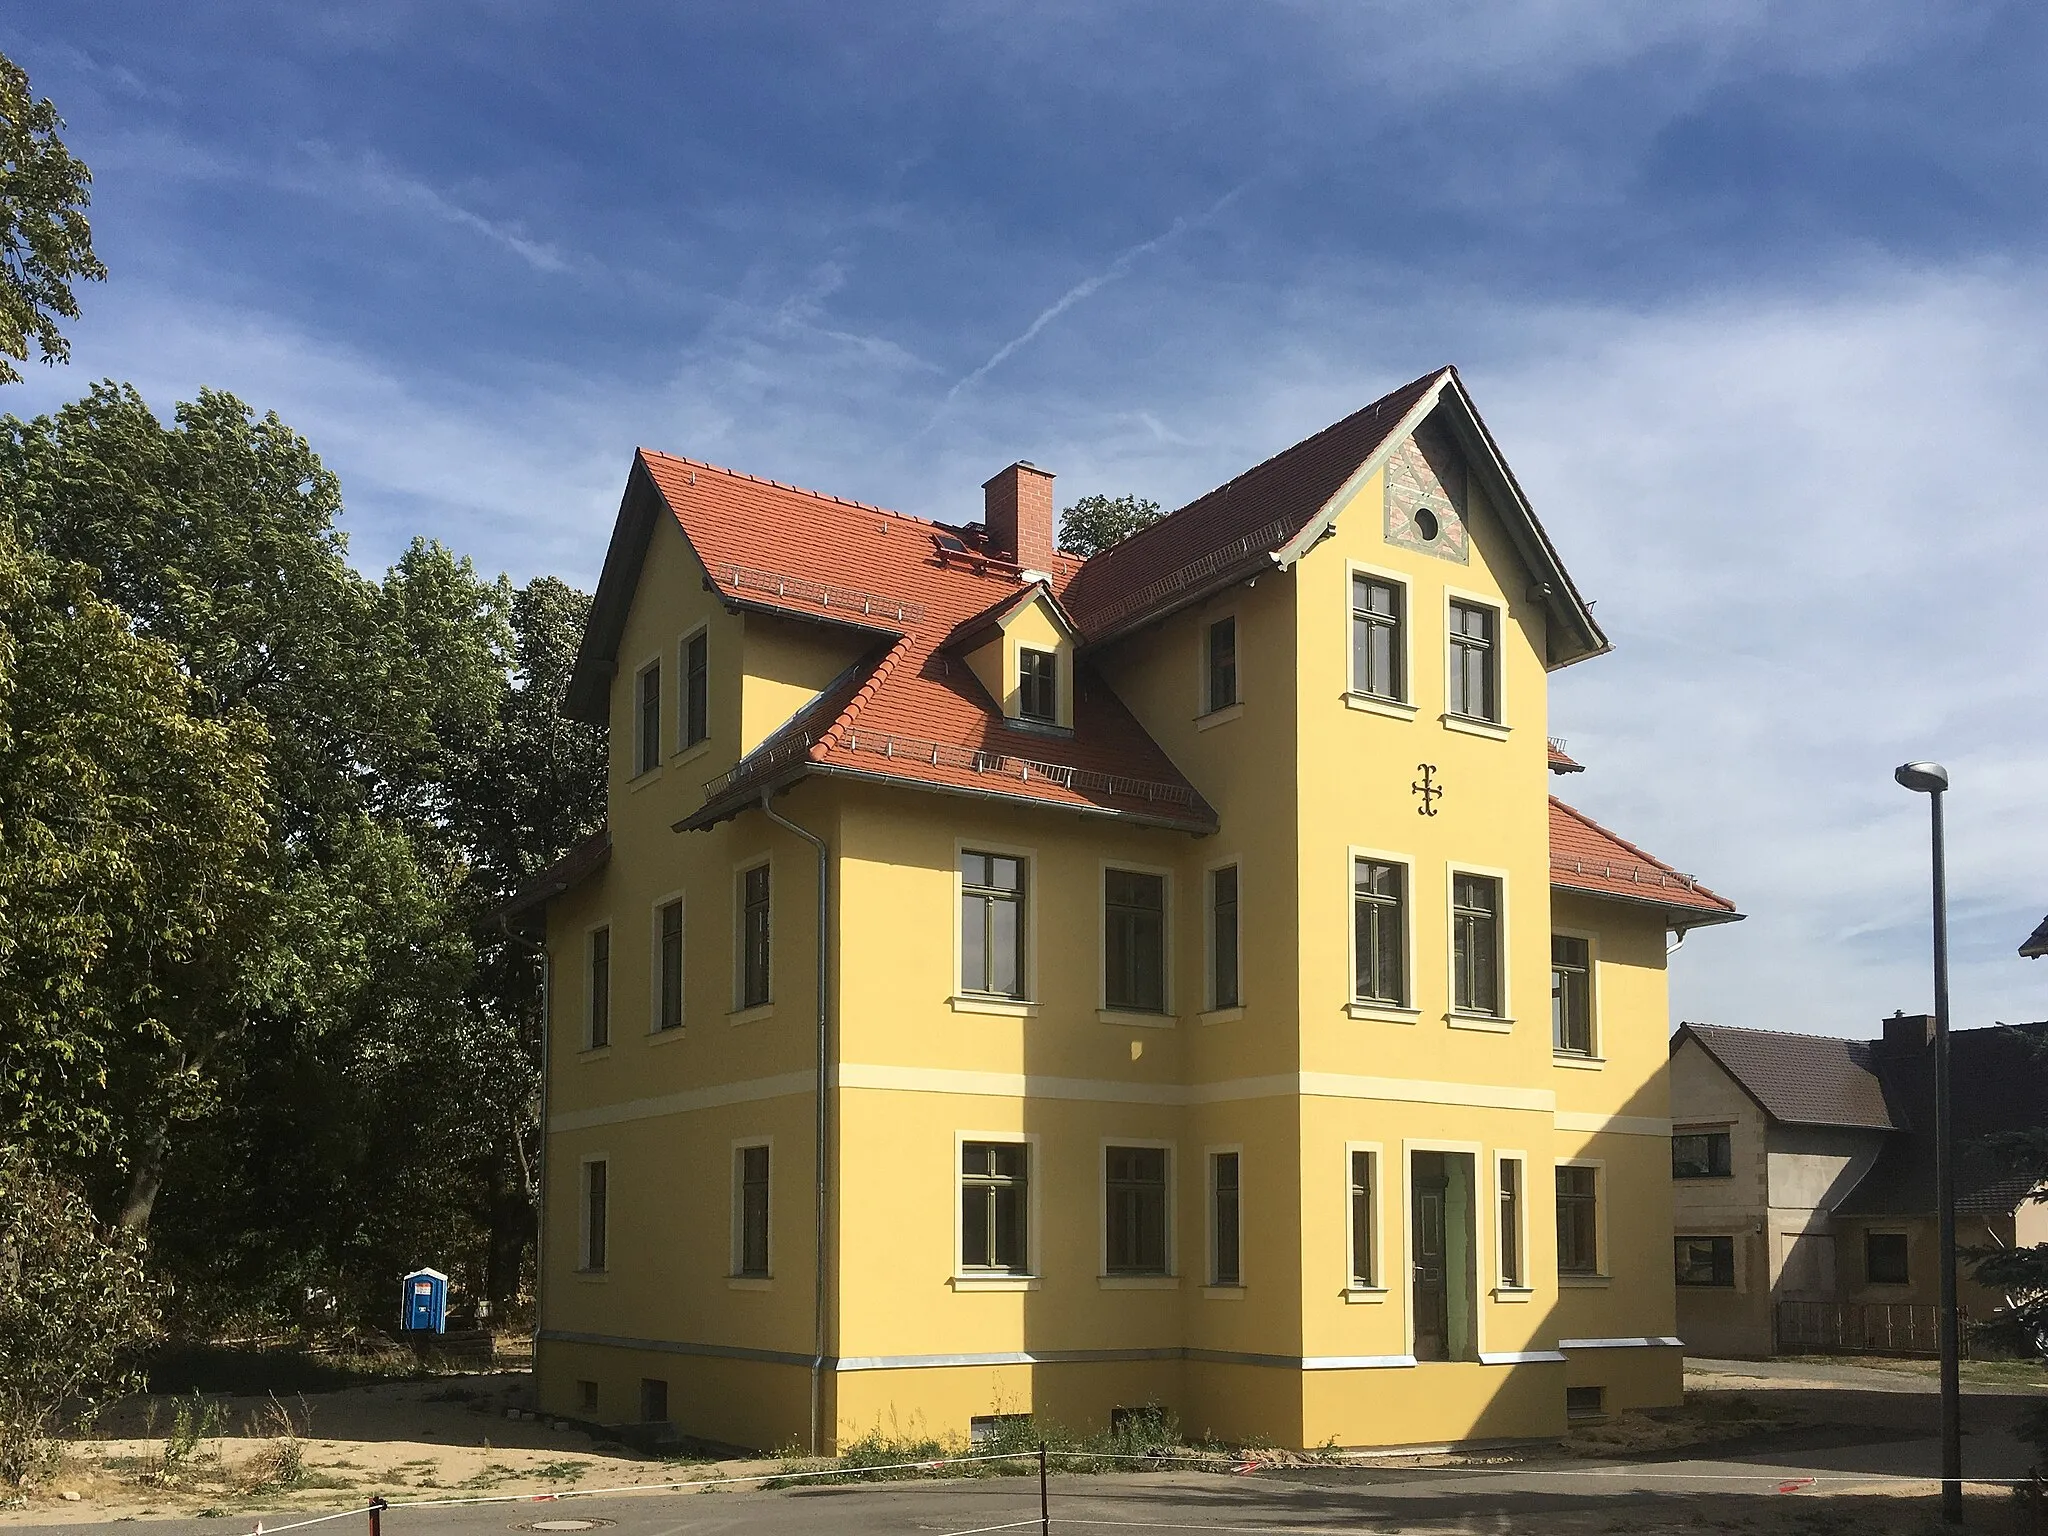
xmin=1881 ymin=1013 xmax=1936 ymax=1051
xmin=982 ymin=462 xmax=1055 ymax=570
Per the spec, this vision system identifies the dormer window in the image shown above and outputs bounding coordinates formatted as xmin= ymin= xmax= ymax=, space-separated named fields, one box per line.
xmin=1018 ymin=648 xmax=1058 ymax=723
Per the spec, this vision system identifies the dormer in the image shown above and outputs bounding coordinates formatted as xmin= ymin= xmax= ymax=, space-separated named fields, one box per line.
xmin=950 ymin=581 xmax=1079 ymax=731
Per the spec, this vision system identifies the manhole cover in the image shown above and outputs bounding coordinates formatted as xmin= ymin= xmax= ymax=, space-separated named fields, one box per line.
xmin=524 ymin=1520 xmax=612 ymax=1531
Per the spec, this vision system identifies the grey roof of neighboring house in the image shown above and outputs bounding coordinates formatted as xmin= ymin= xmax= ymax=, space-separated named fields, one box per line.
xmin=1675 ymin=1022 xmax=1903 ymax=1130
xmin=2022 ymin=913 xmax=2048 ymax=958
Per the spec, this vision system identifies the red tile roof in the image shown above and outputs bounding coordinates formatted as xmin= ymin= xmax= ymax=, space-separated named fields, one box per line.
xmin=1547 ymin=740 xmax=1584 ymax=774
xmin=1550 ymin=797 xmax=1739 ymax=924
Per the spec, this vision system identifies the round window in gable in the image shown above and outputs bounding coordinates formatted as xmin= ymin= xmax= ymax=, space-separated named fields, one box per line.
xmin=1413 ymin=507 xmax=1441 ymax=542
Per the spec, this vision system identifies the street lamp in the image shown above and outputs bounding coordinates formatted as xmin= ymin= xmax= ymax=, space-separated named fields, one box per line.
xmin=1894 ymin=759 xmax=1962 ymax=1524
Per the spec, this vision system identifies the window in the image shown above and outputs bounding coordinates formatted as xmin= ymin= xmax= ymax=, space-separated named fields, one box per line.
xmin=734 ymin=1144 xmax=770 ymax=1277
xmin=1105 ymin=1145 xmax=1169 ymax=1275
xmin=1672 ymin=1130 xmax=1733 ymax=1179
xmin=1018 ymin=647 xmax=1057 ymax=722
xmin=683 ymin=631 xmax=709 ymax=748
xmin=1675 ymin=1235 xmax=1736 ymax=1288
xmin=1352 ymin=859 xmax=1406 ymax=1004
xmin=1448 ymin=600 xmax=1498 ymax=722
xmin=1348 ymin=1149 xmax=1376 ymax=1287
xmin=960 ymin=852 xmax=1026 ymax=997
xmin=1866 ymin=1231 xmax=1909 ymax=1286
xmin=587 ymin=927 xmax=610 ymax=1048
xmin=1452 ymin=873 xmax=1502 ymax=1015
xmin=1104 ymin=869 xmax=1167 ymax=1013
xmin=1210 ymin=865 xmax=1240 ymax=1010
xmin=971 ymin=1414 xmax=1033 ymax=1446
xmin=1498 ymin=1158 xmax=1524 ymax=1287
xmin=739 ymin=864 xmax=771 ymax=1009
xmin=1206 ymin=617 xmax=1238 ymax=712
xmin=577 ymin=1380 xmax=599 ymax=1415
xmin=960 ymin=1142 xmax=1029 ymax=1274
xmin=1555 ymin=1165 xmax=1598 ymax=1275
xmin=582 ymin=1159 xmax=608 ymax=1271
xmin=1210 ymin=1152 xmax=1241 ymax=1286
xmin=1551 ymin=935 xmax=1592 ymax=1054
xmin=639 ymin=1378 xmax=667 ymax=1423
xmin=636 ymin=660 xmax=661 ymax=774
xmin=656 ymin=899 xmax=683 ymax=1031
xmin=1565 ymin=1386 xmax=1605 ymax=1418
xmin=1350 ymin=576 xmax=1404 ymax=700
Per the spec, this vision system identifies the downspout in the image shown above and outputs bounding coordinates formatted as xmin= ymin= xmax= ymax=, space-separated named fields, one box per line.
xmin=760 ymin=789 xmax=830 ymax=1456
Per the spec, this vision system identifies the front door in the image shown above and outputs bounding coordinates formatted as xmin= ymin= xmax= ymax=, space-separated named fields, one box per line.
xmin=1411 ymin=1152 xmax=1449 ymax=1362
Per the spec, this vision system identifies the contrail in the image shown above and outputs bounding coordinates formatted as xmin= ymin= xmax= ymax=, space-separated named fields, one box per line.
xmin=930 ymin=181 xmax=1252 ymax=424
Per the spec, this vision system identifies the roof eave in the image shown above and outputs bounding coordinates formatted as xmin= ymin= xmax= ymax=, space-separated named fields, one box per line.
xmin=1553 ymin=881 xmax=1744 ymax=931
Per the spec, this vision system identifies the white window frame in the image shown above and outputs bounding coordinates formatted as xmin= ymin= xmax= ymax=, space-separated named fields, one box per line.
xmin=1098 ymin=1137 xmax=1176 ymax=1285
xmin=632 ymin=652 xmax=663 ymax=777
xmin=1441 ymin=586 xmax=1507 ymax=734
xmin=951 ymin=1129 xmax=1041 ymax=1289
xmin=584 ymin=918 xmax=612 ymax=1051
xmin=1098 ymin=858 xmax=1175 ymax=1024
xmin=730 ymin=1137 xmax=774 ymax=1282
xmin=952 ymin=839 xmax=1038 ymax=1012
xmin=1344 ymin=560 xmax=1416 ymax=717
xmin=733 ymin=854 xmax=773 ymax=1015
xmin=1494 ymin=1150 xmax=1531 ymax=1296
xmin=1205 ymin=1144 xmax=1245 ymax=1290
xmin=1347 ymin=846 xmax=1418 ymax=1020
xmin=1202 ymin=854 xmax=1244 ymax=1018
xmin=1445 ymin=862 xmax=1512 ymax=1028
xmin=1550 ymin=926 xmax=1600 ymax=1060
xmin=649 ymin=888 xmax=687 ymax=1035
xmin=1343 ymin=1141 xmax=1385 ymax=1298
xmin=1555 ymin=1157 xmax=1607 ymax=1283
xmin=578 ymin=1152 xmax=610 ymax=1274
xmin=678 ymin=621 xmax=711 ymax=756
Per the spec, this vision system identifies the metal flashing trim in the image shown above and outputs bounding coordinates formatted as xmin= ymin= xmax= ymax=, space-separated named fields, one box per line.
xmin=539 ymin=1329 xmax=812 ymax=1369
xmin=1555 ymin=1336 xmax=1684 ymax=1350
xmin=836 ymin=1347 xmax=1182 ymax=1373
xmin=1300 ymin=1354 xmax=1419 ymax=1370
xmin=1478 ymin=1350 xmax=1569 ymax=1365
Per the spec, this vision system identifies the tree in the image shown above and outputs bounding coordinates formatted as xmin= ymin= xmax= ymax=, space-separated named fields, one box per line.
xmin=1058 ymin=493 xmax=1163 ymax=558
xmin=1969 ymin=1121 xmax=2048 ymax=1468
xmin=0 ymin=1147 xmax=159 ymax=1493
xmin=0 ymin=53 xmax=107 ymax=386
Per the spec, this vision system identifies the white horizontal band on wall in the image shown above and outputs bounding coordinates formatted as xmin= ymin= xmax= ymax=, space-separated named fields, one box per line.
xmin=1555 ymin=1336 xmax=1684 ymax=1350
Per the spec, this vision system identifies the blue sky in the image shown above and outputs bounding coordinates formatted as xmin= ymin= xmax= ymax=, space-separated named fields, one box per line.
xmin=8 ymin=2 xmax=2048 ymax=1037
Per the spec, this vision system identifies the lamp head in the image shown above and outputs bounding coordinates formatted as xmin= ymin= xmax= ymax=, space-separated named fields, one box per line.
xmin=1894 ymin=761 xmax=1949 ymax=795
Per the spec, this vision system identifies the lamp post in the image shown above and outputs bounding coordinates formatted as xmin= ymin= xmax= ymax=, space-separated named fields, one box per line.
xmin=1894 ymin=759 xmax=1962 ymax=1524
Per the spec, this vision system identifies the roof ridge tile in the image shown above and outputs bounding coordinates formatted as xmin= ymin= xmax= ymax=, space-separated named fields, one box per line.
xmin=639 ymin=447 xmax=952 ymax=529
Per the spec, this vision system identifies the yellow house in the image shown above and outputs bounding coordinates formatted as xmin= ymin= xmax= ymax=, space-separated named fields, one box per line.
xmin=502 ymin=367 xmax=1742 ymax=1453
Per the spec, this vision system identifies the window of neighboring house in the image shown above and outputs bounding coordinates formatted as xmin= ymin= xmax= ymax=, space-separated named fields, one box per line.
xmin=1452 ymin=873 xmax=1503 ymax=1015
xmin=1348 ymin=1149 xmax=1376 ymax=1287
xmin=739 ymin=864 xmax=771 ymax=1009
xmin=1206 ymin=617 xmax=1238 ymax=712
xmin=683 ymin=631 xmax=709 ymax=748
xmin=960 ymin=1142 xmax=1029 ymax=1274
xmin=1671 ymin=1130 xmax=1733 ymax=1179
xmin=1352 ymin=858 xmax=1406 ymax=1004
xmin=959 ymin=852 xmax=1026 ymax=998
xmin=1447 ymin=600 xmax=1499 ymax=722
xmin=1018 ymin=647 xmax=1057 ymax=722
xmin=1351 ymin=575 xmax=1404 ymax=701
xmin=636 ymin=660 xmax=662 ymax=774
xmin=1104 ymin=869 xmax=1167 ymax=1013
xmin=1210 ymin=865 xmax=1241 ymax=1010
xmin=582 ymin=1159 xmax=608 ymax=1271
xmin=1105 ymin=1145 xmax=1169 ymax=1275
xmin=1551 ymin=935 xmax=1592 ymax=1054
xmin=1498 ymin=1158 xmax=1524 ymax=1287
xmin=1675 ymin=1235 xmax=1736 ymax=1288
xmin=1555 ymin=1165 xmax=1598 ymax=1275
xmin=734 ymin=1144 xmax=770 ymax=1277
xmin=639 ymin=1379 xmax=667 ymax=1423
xmin=587 ymin=926 xmax=611 ymax=1048
xmin=1210 ymin=1152 xmax=1241 ymax=1286
xmin=1866 ymin=1231 xmax=1910 ymax=1286
xmin=656 ymin=899 xmax=683 ymax=1031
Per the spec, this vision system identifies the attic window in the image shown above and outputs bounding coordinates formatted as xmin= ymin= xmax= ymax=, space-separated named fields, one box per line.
xmin=933 ymin=531 xmax=968 ymax=554
xmin=1018 ymin=648 xmax=1057 ymax=723
xmin=1414 ymin=507 xmax=1441 ymax=542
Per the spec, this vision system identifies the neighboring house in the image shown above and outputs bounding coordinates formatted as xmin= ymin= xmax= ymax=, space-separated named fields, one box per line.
xmin=501 ymin=367 xmax=1742 ymax=1454
xmin=1670 ymin=1018 xmax=2048 ymax=1357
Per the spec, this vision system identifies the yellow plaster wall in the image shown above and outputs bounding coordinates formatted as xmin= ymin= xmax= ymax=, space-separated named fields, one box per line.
xmin=739 ymin=614 xmax=868 ymax=755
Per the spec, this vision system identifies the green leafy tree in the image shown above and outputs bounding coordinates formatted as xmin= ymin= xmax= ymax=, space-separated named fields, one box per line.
xmin=0 ymin=1147 xmax=160 ymax=1492
xmin=1058 ymin=493 xmax=1163 ymax=558
xmin=0 ymin=53 xmax=107 ymax=385
xmin=1969 ymin=1118 xmax=2048 ymax=1467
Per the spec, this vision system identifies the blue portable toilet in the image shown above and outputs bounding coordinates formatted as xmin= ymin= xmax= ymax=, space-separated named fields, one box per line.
xmin=400 ymin=1267 xmax=448 ymax=1333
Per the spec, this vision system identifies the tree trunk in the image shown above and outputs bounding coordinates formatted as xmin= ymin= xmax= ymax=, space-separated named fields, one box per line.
xmin=484 ymin=1159 xmax=534 ymax=1324
xmin=115 ymin=1121 xmax=169 ymax=1234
